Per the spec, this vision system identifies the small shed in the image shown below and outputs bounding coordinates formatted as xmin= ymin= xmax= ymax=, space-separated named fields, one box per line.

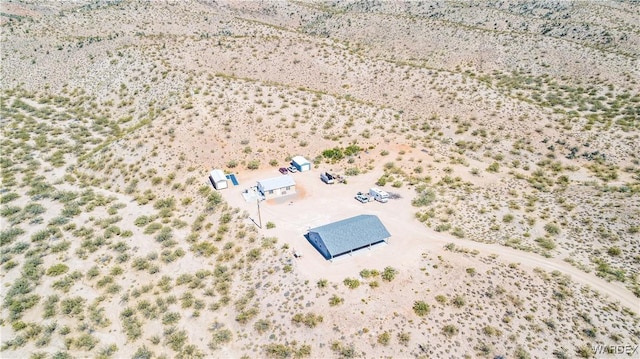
xmin=291 ymin=156 xmax=311 ymax=172
xmin=257 ymin=175 xmax=296 ymax=199
xmin=306 ymin=215 xmax=390 ymax=259
xmin=209 ymin=169 xmax=228 ymax=190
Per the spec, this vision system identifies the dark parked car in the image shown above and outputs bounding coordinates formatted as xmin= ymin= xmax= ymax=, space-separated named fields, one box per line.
xmin=279 ymin=167 xmax=288 ymax=174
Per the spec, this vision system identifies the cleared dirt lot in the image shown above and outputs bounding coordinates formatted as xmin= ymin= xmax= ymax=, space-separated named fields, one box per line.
xmin=221 ymin=167 xmax=429 ymax=281
xmin=2 ymin=1 xmax=638 ymax=357
xmin=218 ymin=168 xmax=638 ymax=311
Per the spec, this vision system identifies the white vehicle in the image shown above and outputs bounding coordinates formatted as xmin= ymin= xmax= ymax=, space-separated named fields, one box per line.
xmin=320 ymin=172 xmax=334 ymax=184
xmin=369 ymin=187 xmax=389 ymax=203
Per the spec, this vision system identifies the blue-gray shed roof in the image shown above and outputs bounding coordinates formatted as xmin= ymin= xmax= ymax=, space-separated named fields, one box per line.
xmin=308 ymin=215 xmax=390 ymax=257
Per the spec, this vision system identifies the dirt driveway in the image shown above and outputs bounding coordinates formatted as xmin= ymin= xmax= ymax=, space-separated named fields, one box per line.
xmin=220 ymin=167 xmax=638 ymax=311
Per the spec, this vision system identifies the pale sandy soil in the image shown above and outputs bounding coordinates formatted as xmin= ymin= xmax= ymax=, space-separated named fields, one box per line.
xmin=1 ymin=1 xmax=638 ymax=358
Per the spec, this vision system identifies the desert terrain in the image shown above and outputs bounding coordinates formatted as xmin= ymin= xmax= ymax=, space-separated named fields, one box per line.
xmin=1 ymin=1 xmax=639 ymax=358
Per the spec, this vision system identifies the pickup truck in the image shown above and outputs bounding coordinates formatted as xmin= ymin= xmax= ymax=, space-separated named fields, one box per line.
xmin=287 ymin=166 xmax=298 ymax=173
xmin=355 ymin=192 xmax=370 ymax=203
xmin=320 ymin=172 xmax=334 ymax=184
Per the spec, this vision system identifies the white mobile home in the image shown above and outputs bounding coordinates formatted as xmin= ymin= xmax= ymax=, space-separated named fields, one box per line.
xmin=209 ymin=169 xmax=228 ymax=190
xmin=257 ymin=175 xmax=296 ymax=199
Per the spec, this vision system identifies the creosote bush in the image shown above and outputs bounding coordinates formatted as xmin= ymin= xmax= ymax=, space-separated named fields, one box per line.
xmin=413 ymin=301 xmax=430 ymax=316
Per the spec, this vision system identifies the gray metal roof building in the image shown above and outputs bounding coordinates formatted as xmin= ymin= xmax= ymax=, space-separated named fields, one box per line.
xmin=307 ymin=215 xmax=390 ymax=259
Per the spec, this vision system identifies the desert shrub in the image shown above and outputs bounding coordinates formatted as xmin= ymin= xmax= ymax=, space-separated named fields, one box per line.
xmin=381 ymin=267 xmax=397 ymax=281
xmin=344 ymin=145 xmax=361 ymax=156
xmin=442 ymin=324 xmax=459 ymax=337
xmin=451 ymin=227 xmax=465 ymax=238
xmin=24 ymin=202 xmax=46 ymax=216
xmin=322 ymin=147 xmax=344 ymax=161
xmin=0 ymin=192 xmax=19 ymax=204
xmin=413 ymin=301 xmax=430 ymax=316
xmin=134 ymin=216 xmax=150 ymax=227
xmin=61 ymin=297 xmax=85 ymax=317
xmin=154 ymin=197 xmax=175 ymax=211
xmin=265 ymin=221 xmax=275 ymax=229
xmin=155 ymin=227 xmax=174 ymax=246
xmin=329 ymin=294 xmax=344 ymax=306
xmin=292 ymin=313 xmax=323 ymax=328
xmin=22 ymin=256 xmax=44 ymax=280
xmin=86 ymin=266 xmax=100 ymax=279
xmin=1 ymin=205 xmax=20 ymax=217
xmin=254 ymin=319 xmax=271 ymax=334
xmin=483 ymin=325 xmax=502 ymax=337
xmin=131 ymin=346 xmax=153 ymax=359
xmin=466 ymin=268 xmax=476 ymax=276
xmin=51 ymin=351 xmax=73 ymax=359
xmin=0 ymin=227 xmax=25 ymax=246
xmin=264 ymin=342 xmax=312 ymax=359
xmin=46 ymin=264 xmax=69 ymax=276
xmin=317 ymin=279 xmax=328 ymax=288
xmin=330 ymin=341 xmax=356 ymax=358
xmin=9 ymin=240 xmax=28 ymax=253
xmin=74 ymin=333 xmax=99 ymax=350
xmin=246 ymin=248 xmax=261 ymax=261
xmin=544 ymin=223 xmax=560 ymax=235
xmin=343 ymin=278 xmax=360 ymax=289
xmin=515 ymin=345 xmax=532 ymax=359
xmin=164 ymin=327 xmax=187 ymax=351
xmin=452 ymin=295 xmax=466 ymax=308
xmin=51 ymin=271 xmax=82 ymax=293
xmin=144 ymin=222 xmax=162 ymax=234
xmin=475 ymin=341 xmax=493 ymax=357
xmin=412 ymin=189 xmax=436 ymax=207
xmin=120 ymin=308 xmax=143 ymax=341
xmin=235 ymin=308 xmax=258 ymax=324
xmin=247 ymin=160 xmax=260 ymax=170
xmin=264 ymin=344 xmax=293 ymax=359
xmin=205 ymin=192 xmax=223 ymax=212
xmin=486 ymin=162 xmax=500 ymax=173
xmin=607 ymin=247 xmax=621 ymax=256
xmin=377 ymin=331 xmax=391 ymax=346
xmin=535 ymin=237 xmax=556 ymax=250
xmin=344 ymin=167 xmax=360 ymax=176
xmin=209 ymin=328 xmax=232 ymax=349
xmin=398 ymin=331 xmax=410 ymax=345
xmin=162 ymin=312 xmax=181 ymax=325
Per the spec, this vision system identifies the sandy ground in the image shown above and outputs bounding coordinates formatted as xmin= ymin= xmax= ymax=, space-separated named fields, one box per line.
xmin=220 ymin=166 xmax=638 ymax=310
xmin=1 ymin=1 xmax=638 ymax=358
